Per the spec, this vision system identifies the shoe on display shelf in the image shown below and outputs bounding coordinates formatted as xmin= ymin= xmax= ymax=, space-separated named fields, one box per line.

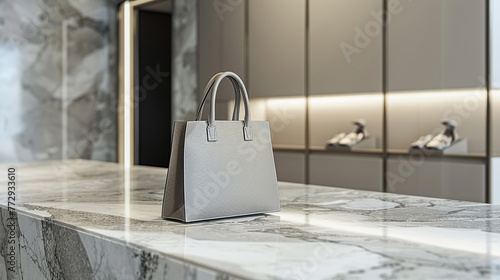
xmin=326 ymin=133 xmax=346 ymax=147
xmin=425 ymin=120 xmax=459 ymax=150
xmin=410 ymin=134 xmax=433 ymax=149
xmin=338 ymin=119 xmax=368 ymax=147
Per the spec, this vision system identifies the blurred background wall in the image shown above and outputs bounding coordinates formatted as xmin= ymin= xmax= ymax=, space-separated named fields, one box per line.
xmin=0 ymin=0 xmax=119 ymax=163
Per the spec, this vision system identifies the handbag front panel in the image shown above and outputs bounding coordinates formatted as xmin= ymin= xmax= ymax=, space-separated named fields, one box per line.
xmin=183 ymin=121 xmax=280 ymax=222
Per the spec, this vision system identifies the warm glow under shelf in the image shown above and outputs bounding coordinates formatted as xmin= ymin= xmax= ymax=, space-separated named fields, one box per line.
xmin=309 ymin=93 xmax=383 ymax=106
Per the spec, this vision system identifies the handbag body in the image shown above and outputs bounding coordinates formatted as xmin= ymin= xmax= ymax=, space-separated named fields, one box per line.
xmin=162 ymin=72 xmax=280 ymax=222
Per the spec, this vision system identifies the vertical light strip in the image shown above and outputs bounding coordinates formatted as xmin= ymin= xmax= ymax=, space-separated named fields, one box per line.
xmin=120 ymin=0 xmax=160 ymax=240
xmin=124 ymin=1 xmax=132 ymax=168
xmin=61 ymin=20 xmax=69 ymax=204
xmin=62 ymin=21 xmax=68 ymax=161
xmin=123 ymin=1 xmax=132 ymax=241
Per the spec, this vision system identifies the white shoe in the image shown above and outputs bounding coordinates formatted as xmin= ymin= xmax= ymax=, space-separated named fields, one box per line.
xmin=410 ymin=134 xmax=433 ymax=149
xmin=326 ymin=133 xmax=346 ymax=147
xmin=338 ymin=132 xmax=364 ymax=147
xmin=441 ymin=119 xmax=459 ymax=143
xmin=425 ymin=134 xmax=453 ymax=150
xmin=338 ymin=119 xmax=368 ymax=147
xmin=425 ymin=120 xmax=459 ymax=150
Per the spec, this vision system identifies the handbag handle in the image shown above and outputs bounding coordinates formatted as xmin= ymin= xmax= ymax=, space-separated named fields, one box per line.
xmin=195 ymin=72 xmax=241 ymax=122
xmin=200 ymin=72 xmax=252 ymax=142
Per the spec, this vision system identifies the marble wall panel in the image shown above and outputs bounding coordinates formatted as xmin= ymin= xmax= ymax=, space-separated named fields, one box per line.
xmin=0 ymin=0 xmax=201 ymax=164
xmin=172 ymin=0 xmax=198 ymax=122
xmin=0 ymin=0 xmax=119 ymax=163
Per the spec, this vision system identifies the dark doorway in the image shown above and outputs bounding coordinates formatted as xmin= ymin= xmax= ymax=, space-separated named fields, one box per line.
xmin=136 ymin=11 xmax=171 ymax=167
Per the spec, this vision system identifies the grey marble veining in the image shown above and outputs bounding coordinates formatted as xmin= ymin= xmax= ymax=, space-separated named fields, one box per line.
xmin=0 ymin=0 xmax=201 ymax=164
xmin=172 ymin=0 xmax=198 ymax=122
xmin=1 ymin=160 xmax=500 ymax=279
xmin=0 ymin=0 xmax=118 ymax=163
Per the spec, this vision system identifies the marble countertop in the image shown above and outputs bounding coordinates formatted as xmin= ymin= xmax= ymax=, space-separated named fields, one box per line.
xmin=0 ymin=160 xmax=499 ymax=279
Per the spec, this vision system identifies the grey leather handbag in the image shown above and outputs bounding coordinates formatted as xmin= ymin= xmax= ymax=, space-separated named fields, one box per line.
xmin=162 ymin=72 xmax=280 ymax=222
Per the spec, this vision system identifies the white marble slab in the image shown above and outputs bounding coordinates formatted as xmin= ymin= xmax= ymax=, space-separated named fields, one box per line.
xmin=0 ymin=160 xmax=499 ymax=279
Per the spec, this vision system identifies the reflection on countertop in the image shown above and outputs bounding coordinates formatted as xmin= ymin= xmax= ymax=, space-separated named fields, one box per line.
xmin=0 ymin=160 xmax=498 ymax=279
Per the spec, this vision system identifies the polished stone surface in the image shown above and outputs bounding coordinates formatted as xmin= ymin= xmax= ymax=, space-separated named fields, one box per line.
xmin=1 ymin=160 xmax=500 ymax=279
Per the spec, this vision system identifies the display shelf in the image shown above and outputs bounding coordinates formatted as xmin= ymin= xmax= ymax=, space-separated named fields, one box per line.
xmin=273 ymin=146 xmax=383 ymax=156
xmin=309 ymin=147 xmax=382 ymax=156
xmin=272 ymin=145 xmax=306 ymax=152
xmin=309 ymin=93 xmax=384 ymax=150
xmin=388 ymin=149 xmax=486 ymax=161
xmin=196 ymin=0 xmax=494 ymax=202
xmin=241 ymin=97 xmax=306 ymax=149
xmin=387 ymin=89 xmax=487 ymax=155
